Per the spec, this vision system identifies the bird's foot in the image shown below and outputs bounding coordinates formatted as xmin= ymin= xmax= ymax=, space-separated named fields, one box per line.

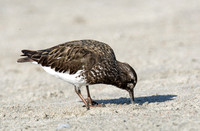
xmin=83 ymin=98 xmax=105 ymax=108
xmin=89 ymin=102 xmax=105 ymax=107
xmin=83 ymin=103 xmax=105 ymax=108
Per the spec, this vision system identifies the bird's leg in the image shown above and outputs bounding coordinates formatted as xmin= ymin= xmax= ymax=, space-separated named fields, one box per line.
xmin=85 ymin=85 xmax=104 ymax=107
xmin=74 ymin=86 xmax=90 ymax=110
xmin=86 ymin=85 xmax=98 ymax=105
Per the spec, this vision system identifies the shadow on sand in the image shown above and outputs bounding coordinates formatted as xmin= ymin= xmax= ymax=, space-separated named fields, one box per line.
xmin=95 ymin=94 xmax=177 ymax=105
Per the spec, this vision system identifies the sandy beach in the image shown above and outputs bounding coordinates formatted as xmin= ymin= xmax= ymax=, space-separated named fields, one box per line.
xmin=0 ymin=0 xmax=200 ymax=130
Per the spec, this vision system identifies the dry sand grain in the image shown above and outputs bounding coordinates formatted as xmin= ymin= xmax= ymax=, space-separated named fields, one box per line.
xmin=0 ymin=0 xmax=200 ymax=130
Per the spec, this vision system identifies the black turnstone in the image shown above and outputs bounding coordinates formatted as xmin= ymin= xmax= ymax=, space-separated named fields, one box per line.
xmin=17 ymin=40 xmax=137 ymax=109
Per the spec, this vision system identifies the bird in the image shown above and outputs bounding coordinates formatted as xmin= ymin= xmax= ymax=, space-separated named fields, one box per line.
xmin=17 ymin=39 xmax=137 ymax=109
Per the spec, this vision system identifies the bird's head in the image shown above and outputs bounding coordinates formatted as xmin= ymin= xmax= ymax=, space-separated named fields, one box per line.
xmin=117 ymin=62 xmax=137 ymax=104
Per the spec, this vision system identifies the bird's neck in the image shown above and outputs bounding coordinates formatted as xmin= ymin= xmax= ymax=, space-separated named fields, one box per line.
xmin=111 ymin=61 xmax=128 ymax=89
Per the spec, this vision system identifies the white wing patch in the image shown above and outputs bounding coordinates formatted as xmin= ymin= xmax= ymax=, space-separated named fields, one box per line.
xmin=42 ymin=66 xmax=87 ymax=87
xmin=31 ymin=61 xmax=87 ymax=87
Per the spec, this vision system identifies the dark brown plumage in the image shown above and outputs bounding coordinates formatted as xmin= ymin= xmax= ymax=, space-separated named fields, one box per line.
xmin=17 ymin=39 xmax=137 ymax=109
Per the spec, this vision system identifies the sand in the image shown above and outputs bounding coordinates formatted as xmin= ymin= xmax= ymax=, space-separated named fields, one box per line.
xmin=0 ymin=0 xmax=200 ymax=130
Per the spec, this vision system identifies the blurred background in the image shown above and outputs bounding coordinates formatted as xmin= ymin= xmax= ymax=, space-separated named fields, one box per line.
xmin=1 ymin=0 xmax=200 ymax=108
xmin=0 ymin=0 xmax=200 ymax=130
xmin=1 ymin=0 xmax=199 ymax=55
xmin=1 ymin=0 xmax=199 ymax=82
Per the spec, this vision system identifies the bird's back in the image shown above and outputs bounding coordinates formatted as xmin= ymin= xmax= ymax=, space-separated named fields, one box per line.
xmin=17 ymin=40 xmax=119 ymax=84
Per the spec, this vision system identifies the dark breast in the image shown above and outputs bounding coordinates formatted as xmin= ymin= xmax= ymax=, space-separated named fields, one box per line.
xmin=85 ymin=58 xmax=120 ymax=85
xmin=79 ymin=40 xmax=120 ymax=84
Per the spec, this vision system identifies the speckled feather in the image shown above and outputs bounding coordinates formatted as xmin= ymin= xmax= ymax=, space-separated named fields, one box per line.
xmin=17 ymin=40 xmax=137 ymax=91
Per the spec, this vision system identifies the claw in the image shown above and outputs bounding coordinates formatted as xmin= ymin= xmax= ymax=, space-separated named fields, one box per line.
xmin=83 ymin=99 xmax=105 ymax=107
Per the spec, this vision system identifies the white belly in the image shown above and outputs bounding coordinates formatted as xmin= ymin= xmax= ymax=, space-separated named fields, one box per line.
xmin=42 ymin=66 xmax=87 ymax=87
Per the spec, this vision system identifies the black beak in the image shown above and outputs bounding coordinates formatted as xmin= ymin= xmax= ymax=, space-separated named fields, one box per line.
xmin=128 ymin=89 xmax=134 ymax=104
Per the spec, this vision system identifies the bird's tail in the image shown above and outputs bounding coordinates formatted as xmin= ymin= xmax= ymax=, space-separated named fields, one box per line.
xmin=17 ymin=50 xmax=37 ymax=63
